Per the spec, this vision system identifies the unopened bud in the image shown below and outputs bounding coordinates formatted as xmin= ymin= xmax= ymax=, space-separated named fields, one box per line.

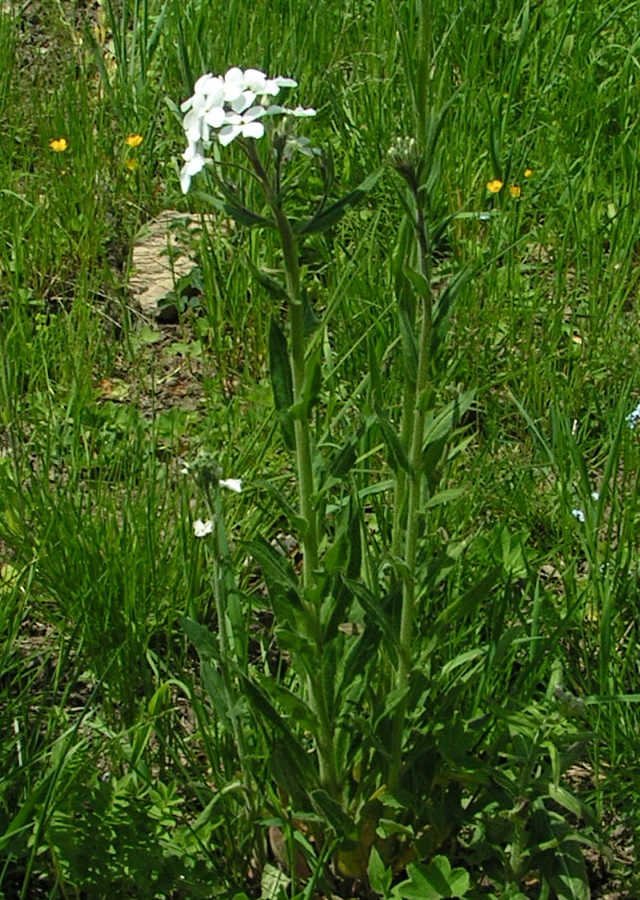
xmin=387 ymin=136 xmax=420 ymax=188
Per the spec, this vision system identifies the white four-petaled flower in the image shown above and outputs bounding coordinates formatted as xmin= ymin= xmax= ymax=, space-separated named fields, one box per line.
xmin=193 ymin=519 xmax=213 ymax=537
xmin=179 ymin=66 xmax=316 ymax=192
xmin=626 ymin=402 xmax=640 ymax=430
xmin=219 ymin=478 xmax=243 ymax=493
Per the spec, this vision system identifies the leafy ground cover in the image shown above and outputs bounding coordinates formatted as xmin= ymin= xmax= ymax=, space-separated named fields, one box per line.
xmin=1 ymin=1 xmax=640 ymax=898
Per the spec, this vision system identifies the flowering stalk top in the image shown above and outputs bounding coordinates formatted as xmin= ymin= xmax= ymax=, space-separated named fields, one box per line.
xmin=179 ymin=66 xmax=316 ymax=193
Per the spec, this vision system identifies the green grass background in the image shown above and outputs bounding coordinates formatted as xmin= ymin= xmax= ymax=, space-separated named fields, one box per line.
xmin=2 ymin=0 xmax=640 ymax=896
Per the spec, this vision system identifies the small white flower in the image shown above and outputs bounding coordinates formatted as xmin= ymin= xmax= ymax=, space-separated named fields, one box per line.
xmin=180 ymin=144 xmax=207 ymax=194
xmin=571 ymin=508 xmax=586 ymax=523
xmin=218 ymin=106 xmax=267 ymax=146
xmin=591 ymin=491 xmax=600 ymax=501
xmin=193 ymin=519 xmax=213 ymax=537
xmin=626 ymin=403 xmax=640 ymax=429
xmin=219 ymin=478 xmax=242 ymax=493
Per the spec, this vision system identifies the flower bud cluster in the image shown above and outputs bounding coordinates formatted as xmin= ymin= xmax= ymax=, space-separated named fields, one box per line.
xmin=387 ymin=136 xmax=420 ymax=190
xmin=180 ymin=67 xmax=316 ymax=193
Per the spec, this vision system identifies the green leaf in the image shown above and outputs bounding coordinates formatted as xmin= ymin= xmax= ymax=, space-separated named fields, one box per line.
xmin=345 ymin=580 xmax=400 ymax=653
xmin=201 ymin=661 xmax=232 ymax=729
xmin=180 ymin=616 xmax=219 ymax=659
xmin=268 ymin=317 xmax=295 ymax=450
xmin=302 ymin=288 xmax=322 ymax=334
xmin=244 ymin=536 xmax=301 ymax=626
xmin=403 ymin=266 xmax=430 ymax=299
xmin=539 ymin=839 xmax=590 ymax=900
xmin=329 ymin=435 xmax=358 ymax=479
xmin=340 ymin=620 xmax=382 ymax=690
xmin=311 ymin=789 xmax=356 ymax=838
xmin=424 ymin=487 xmax=465 ymax=508
xmin=299 ymin=344 xmax=323 ymax=418
xmin=368 ymin=845 xmax=393 ymax=898
xmin=245 ymin=536 xmax=299 ymax=591
xmin=397 ymin=300 xmax=419 ymax=384
xmin=270 ymin=739 xmax=317 ymax=810
xmin=395 ymin=857 xmax=470 ymax=900
xmin=431 ymin=264 xmax=474 ymax=358
xmin=432 ymin=568 xmax=501 ymax=633
xmin=253 ymin=266 xmax=290 ymax=301
xmin=222 ymin=202 xmax=274 ymax=228
xmin=376 ymin=406 xmax=411 ymax=474
xmin=295 ymin=169 xmax=383 ymax=235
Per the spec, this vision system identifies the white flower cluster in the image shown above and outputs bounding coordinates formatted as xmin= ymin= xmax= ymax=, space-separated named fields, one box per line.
xmin=179 ymin=67 xmax=316 ymax=193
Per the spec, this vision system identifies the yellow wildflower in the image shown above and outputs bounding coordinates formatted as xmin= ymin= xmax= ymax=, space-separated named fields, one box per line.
xmin=486 ymin=179 xmax=503 ymax=193
xmin=510 ymin=184 xmax=522 ymax=198
xmin=125 ymin=133 xmax=143 ymax=148
xmin=524 ymin=168 xmax=533 ymax=178
xmin=125 ymin=158 xmax=140 ymax=172
xmin=49 ymin=138 xmax=68 ymax=152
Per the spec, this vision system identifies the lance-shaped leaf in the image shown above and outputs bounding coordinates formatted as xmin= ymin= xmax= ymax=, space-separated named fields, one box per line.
xmin=294 ymin=169 xmax=383 ymax=236
xmin=252 ymin=265 xmax=290 ymax=302
xmin=431 ymin=264 xmax=474 ymax=358
xmin=268 ymin=317 xmax=295 ymax=450
xmin=291 ymin=344 xmax=322 ymax=420
xmin=397 ymin=296 xmax=419 ymax=384
xmin=376 ymin=405 xmax=411 ymax=474
xmin=302 ymin=288 xmax=321 ymax=335
xmin=215 ymin=174 xmax=275 ymax=228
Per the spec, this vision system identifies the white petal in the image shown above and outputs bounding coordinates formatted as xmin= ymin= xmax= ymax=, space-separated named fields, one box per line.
xmin=183 ymin=109 xmax=204 ymax=142
xmin=243 ymin=68 xmax=267 ymax=91
xmin=185 ymin=154 xmax=206 ymax=174
xmin=290 ymin=105 xmax=316 ymax=117
xmin=182 ymin=139 xmax=201 ymax=161
xmin=224 ymin=66 xmax=244 ymax=83
xmin=203 ymin=80 xmax=225 ymax=109
xmin=180 ymin=167 xmax=192 ymax=194
xmin=218 ymin=124 xmax=241 ymax=146
xmin=223 ymin=67 xmax=246 ymax=101
xmin=205 ymin=105 xmax=227 ymax=128
xmin=262 ymin=104 xmax=286 ymax=116
xmin=219 ymin=478 xmax=242 ymax=493
xmin=243 ymin=105 xmax=267 ymax=122
xmin=229 ymin=90 xmax=255 ymax=114
xmin=241 ymin=121 xmax=265 ymax=140
xmin=273 ymin=76 xmax=297 ymax=88
xmin=193 ymin=519 xmax=213 ymax=537
xmin=194 ymin=72 xmax=214 ymax=94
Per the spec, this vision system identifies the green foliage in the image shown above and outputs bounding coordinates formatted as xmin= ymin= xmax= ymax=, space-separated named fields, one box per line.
xmin=2 ymin=0 xmax=640 ymax=897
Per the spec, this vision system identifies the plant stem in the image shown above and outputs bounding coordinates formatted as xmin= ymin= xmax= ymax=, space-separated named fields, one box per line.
xmin=389 ymin=196 xmax=432 ymax=790
xmin=243 ymin=141 xmax=337 ymax=796
xmin=204 ymin=483 xmax=252 ymax=804
xmin=243 ymin=141 xmax=319 ymax=584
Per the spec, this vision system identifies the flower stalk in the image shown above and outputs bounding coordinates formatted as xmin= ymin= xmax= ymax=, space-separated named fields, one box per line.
xmin=242 ymin=140 xmax=336 ymax=796
xmin=388 ymin=0 xmax=436 ymax=787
